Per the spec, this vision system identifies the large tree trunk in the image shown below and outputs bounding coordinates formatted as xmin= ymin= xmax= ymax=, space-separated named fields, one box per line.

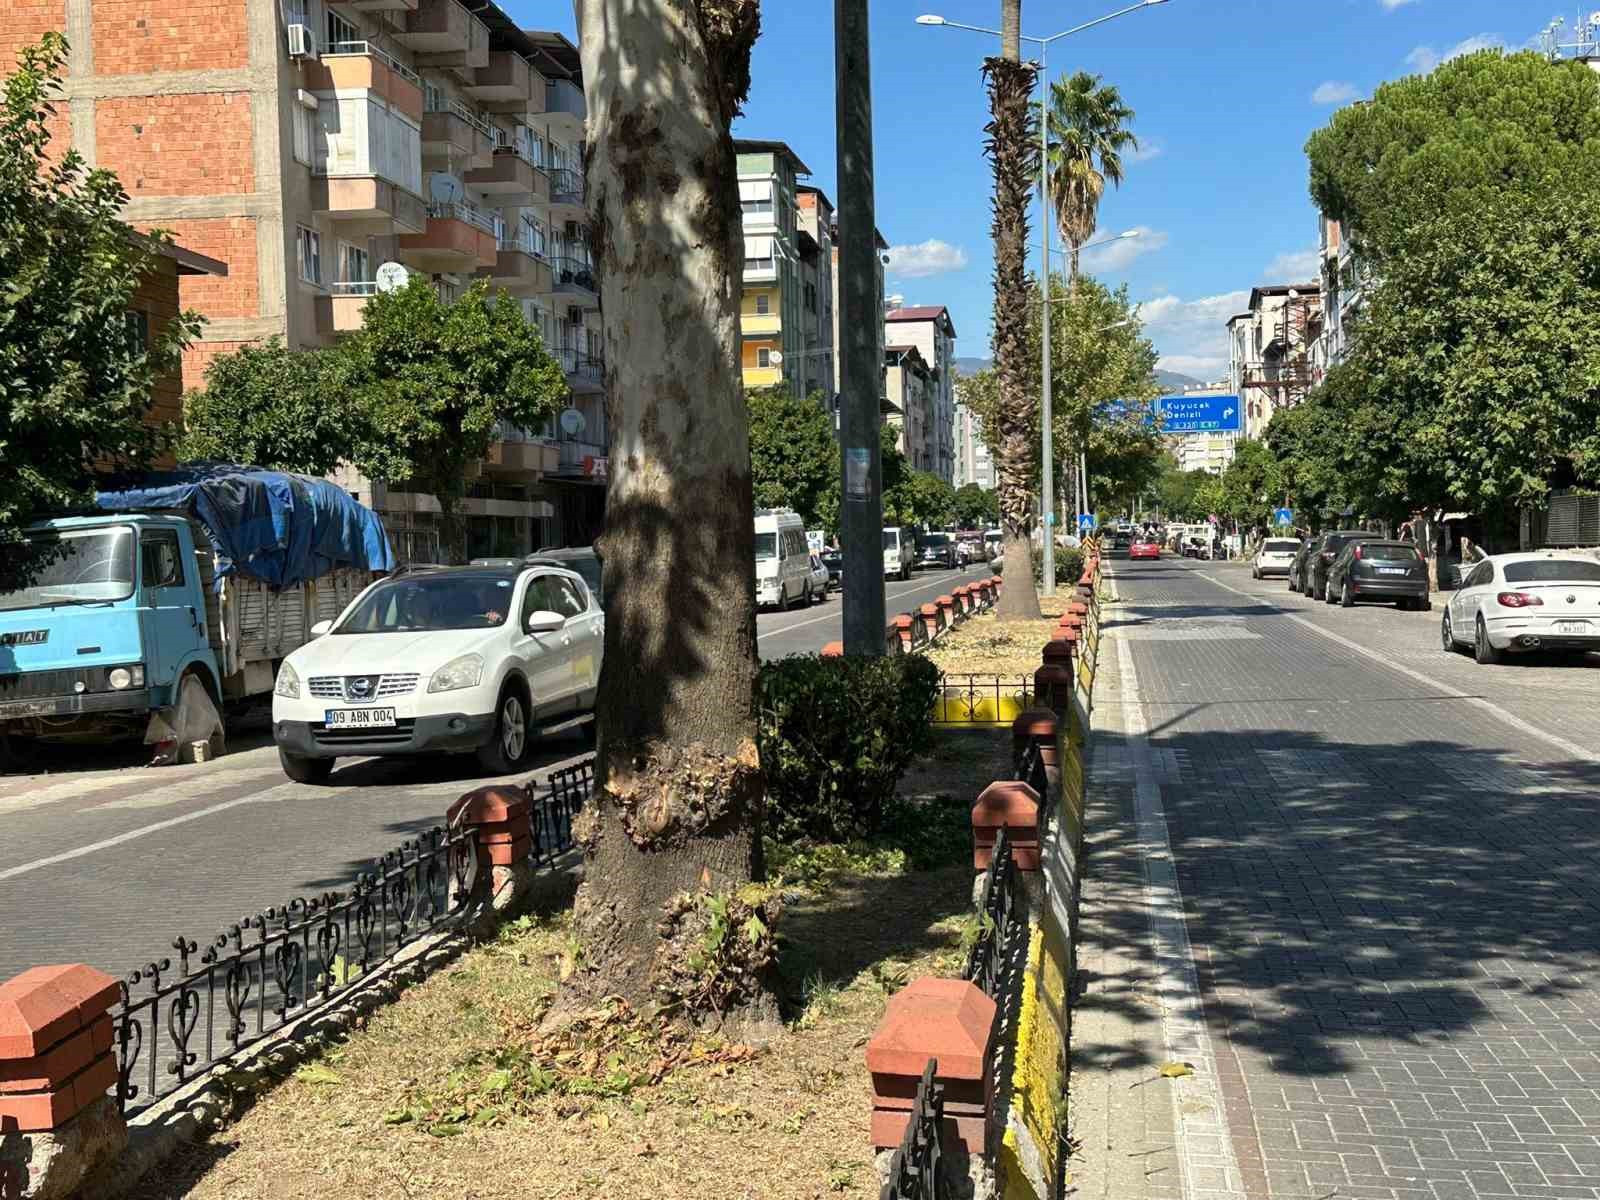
xmin=1000 ymin=0 xmax=1021 ymax=61
xmin=570 ymin=0 xmax=772 ymax=1021
xmin=985 ymin=53 xmax=1043 ymax=619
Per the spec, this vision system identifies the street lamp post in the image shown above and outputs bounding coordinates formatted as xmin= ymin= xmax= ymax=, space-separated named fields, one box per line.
xmin=917 ymin=0 xmax=1170 ymax=592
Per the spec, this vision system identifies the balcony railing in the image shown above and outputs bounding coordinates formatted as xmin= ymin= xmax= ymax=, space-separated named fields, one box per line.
xmin=331 ymin=280 xmax=381 ymax=296
xmin=552 ymin=256 xmax=598 ymax=293
xmin=557 ymin=347 xmax=604 ymax=384
xmin=323 ymin=41 xmax=421 ymax=85
xmin=428 ymin=199 xmax=497 ymax=235
xmin=549 ymin=167 xmax=584 ymax=206
xmin=425 ymin=95 xmax=494 ymax=138
xmin=557 ymin=435 xmax=607 ymax=471
xmin=497 ymin=234 xmax=545 ymax=258
xmin=546 ymin=78 xmax=585 ymax=119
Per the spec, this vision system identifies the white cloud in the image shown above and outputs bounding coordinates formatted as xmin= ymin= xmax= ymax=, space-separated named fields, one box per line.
xmin=1405 ymin=33 xmax=1502 ymax=73
xmin=1078 ymin=226 xmax=1168 ymax=273
xmin=884 ymin=238 xmax=968 ymax=279
xmin=1140 ymin=289 xmax=1250 ymax=381
xmin=1379 ymin=0 xmax=1419 ymax=10
xmin=1140 ymin=290 xmax=1251 ymax=331
xmin=1262 ymin=247 xmax=1321 ymax=281
xmin=1312 ymin=80 xmax=1360 ymax=105
xmin=1158 ymin=354 xmax=1227 ymax=378
xmin=1127 ymin=138 xmax=1164 ymax=164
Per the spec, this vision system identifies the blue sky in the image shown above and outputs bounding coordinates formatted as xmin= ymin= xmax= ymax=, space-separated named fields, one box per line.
xmin=510 ymin=0 xmax=1550 ymax=379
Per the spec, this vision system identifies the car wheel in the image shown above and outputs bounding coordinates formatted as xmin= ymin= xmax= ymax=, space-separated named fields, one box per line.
xmin=1441 ymin=610 xmax=1456 ymax=651
xmin=1341 ymin=580 xmax=1355 ymax=608
xmin=477 ymin=687 xmax=530 ymax=774
xmin=1420 ymin=597 xmax=1432 ymax=612
xmin=279 ymin=746 xmax=333 ymax=784
xmin=1473 ymin=617 xmax=1502 ymax=666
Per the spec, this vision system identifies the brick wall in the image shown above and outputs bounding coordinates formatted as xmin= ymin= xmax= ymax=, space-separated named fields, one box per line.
xmin=96 ymin=92 xmax=254 ymax=196
xmin=182 ymin=339 xmax=253 ymax=392
xmin=0 ymin=1 xmax=63 ymax=74
xmin=91 ymin=0 xmax=249 ymax=75
xmin=129 ymin=257 xmax=183 ymax=431
xmin=143 ymin=217 xmax=258 ymax=318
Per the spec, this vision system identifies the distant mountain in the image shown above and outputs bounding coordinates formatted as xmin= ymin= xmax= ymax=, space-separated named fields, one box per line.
xmin=955 ymin=358 xmax=1207 ymax=395
xmin=953 ymin=357 xmax=991 ymax=377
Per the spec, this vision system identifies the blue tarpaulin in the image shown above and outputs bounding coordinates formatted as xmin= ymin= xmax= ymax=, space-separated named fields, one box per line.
xmin=96 ymin=465 xmax=396 ymax=589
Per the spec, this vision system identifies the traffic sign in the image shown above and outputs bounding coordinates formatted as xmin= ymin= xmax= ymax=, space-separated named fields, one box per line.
xmin=1153 ymin=394 xmax=1242 ymax=433
xmin=1078 ymin=513 xmax=1098 ymax=533
xmin=1273 ymin=506 xmax=1294 ymax=526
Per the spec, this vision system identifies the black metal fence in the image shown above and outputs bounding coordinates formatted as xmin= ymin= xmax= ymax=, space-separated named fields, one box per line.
xmin=932 ymin=674 xmax=1036 ymax=728
xmin=880 ymin=1059 xmax=948 ymax=1200
xmin=964 ymin=828 xmax=1022 ymax=998
xmin=111 ymin=756 xmax=597 ymax=1116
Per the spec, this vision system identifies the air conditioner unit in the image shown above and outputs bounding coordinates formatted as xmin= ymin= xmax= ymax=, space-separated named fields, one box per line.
xmin=286 ymin=23 xmax=317 ymax=59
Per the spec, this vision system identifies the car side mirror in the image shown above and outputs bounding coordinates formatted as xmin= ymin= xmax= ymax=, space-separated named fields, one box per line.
xmin=310 ymin=619 xmax=332 ymax=637
xmin=524 ymin=610 xmax=565 ymax=634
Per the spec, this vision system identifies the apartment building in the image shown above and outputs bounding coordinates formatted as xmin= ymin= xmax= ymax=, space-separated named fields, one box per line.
xmin=953 ymin=400 xmax=995 ymax=489
xmin=793 ymin=185 xmax=835 ymax=404
xmin=8 ymin=0 xmax=604 ymax=560
xmin=827 ymin=224 xmax=889 ymax=432
xmin=1227 ymin=283 xmax=1323 ymax=441
xmin=736 ymin=139 xmax=808 ymax=396
xmin=883 ymin=305 xmax=957 ymax=482
xmin=1314 ymin=213 xmax=1367 ymax=374
xmin=883 ymin=345 xmax=934 ymax=471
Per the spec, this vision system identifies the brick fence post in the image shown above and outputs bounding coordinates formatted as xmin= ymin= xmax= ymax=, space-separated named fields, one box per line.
xmin=919 ymin=603 xmax=941 ymax=643
xmin=971 ymin=780 xmax=1040 ymax=871
xmin=447 ymin=785 xmax=534 ymax=919
xmin=1034 ymin=663 xmax=1073 ymax=714
xmin=893 ymin=613 xmax=916 ymax=653
xmin=0 ymin=965 xmax=128 ymax=1198
xmin=936 ymin=594 xmax=957 ymax=630
xmin=821 ymin=641 xmax=844 ymax=658
xmin=866 ymin=978 xmax=997 ymax=1154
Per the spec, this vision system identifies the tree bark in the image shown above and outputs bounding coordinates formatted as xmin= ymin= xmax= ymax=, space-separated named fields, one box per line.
xmin=1000 ymin=0 xmax=1021 ymax=62
xmin=570 ymin=0 xmax=772 ymax=1019
xmin=985 ymin=53 xmax=1043 ymax=619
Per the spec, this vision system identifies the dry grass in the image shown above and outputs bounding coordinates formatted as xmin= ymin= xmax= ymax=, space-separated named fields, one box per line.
xmin=125 ymin=731 xmax=1011 ymax=1200
xmin=925 ymin=589 xmax=1070 ymax=678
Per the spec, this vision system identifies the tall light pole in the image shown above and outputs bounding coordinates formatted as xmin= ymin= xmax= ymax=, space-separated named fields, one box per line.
xmin=917 ymin=0 xmax=1170 ymax=591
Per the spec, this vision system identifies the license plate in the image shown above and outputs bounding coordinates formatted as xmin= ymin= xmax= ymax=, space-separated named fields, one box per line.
xmin=1556 ymin=620 xmax=1590 ymax=635
xmin=1377 ymin=567 xmax=1407 ymax=575
xmin=324 ymin=707 xmax=396 ymax=728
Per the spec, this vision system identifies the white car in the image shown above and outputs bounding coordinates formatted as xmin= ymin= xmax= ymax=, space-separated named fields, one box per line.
xmin=1442 ymin=552 xmax=1600 ymax=665
xmin=271 ymin=564 xmax=603 ymax=782
xmin=806 ymin=552 xmax=830 ymax=600
xmin=1253 ymin=537 xmax=1302 ymax=579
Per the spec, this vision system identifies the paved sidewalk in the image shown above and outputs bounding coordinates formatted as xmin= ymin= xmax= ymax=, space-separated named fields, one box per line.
xmin=1071 ymin=558 xmax=1600 ymax=1200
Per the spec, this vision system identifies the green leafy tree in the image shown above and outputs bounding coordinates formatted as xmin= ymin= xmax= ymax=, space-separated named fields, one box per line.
xmin=1039 ymin=70 xmax=1137 ymax=285
xmin=0 ymin=34 xmax=201 ymax=583
xmin=952 ymin=482 xmax=999 ymax=527
xmin=1153 ymin=456 xmax=1214 ymax=521
xmin=180 ymin=339 xmax=353 ymax=474
xmin=747 ymin=385 xmax=835 ymax=526
xmin=1219 ymin=438 xmax=1284 ymax=530
xmin=819 ymin=423 xmax=903 ymax=537
xmin=890 ymin=470 xmax=956 ymax=528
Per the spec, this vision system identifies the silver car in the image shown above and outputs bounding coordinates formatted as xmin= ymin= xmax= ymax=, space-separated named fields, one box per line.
xmin=1253 ymin=537 xmax=1302 ymax=580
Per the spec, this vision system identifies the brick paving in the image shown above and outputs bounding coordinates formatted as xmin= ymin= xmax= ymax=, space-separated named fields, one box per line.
xmin=1079 ymin=558 xmax=1600 ymax=1200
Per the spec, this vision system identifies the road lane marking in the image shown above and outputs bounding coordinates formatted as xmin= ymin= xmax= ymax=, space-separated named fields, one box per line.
xmin=0 ymin=755 xmax=280 ymax=817
xmin=1174 ymin=565 xmax=1600 ymax=766
xmin=755 ymin=570 xmax=980 ymax=642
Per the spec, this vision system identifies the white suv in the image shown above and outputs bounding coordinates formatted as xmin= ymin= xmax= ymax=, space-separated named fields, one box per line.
xmin=270 ymin=565 xmax=603 ymax=782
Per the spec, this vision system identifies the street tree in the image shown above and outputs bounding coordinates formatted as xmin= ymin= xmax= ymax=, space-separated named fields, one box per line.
xmin=180 ymin=339 xmax=353 ymax=475
xmin=818 ymin=424 xmax=904 ymax=538
xmin=891 ymin=470 xmax=957 ymax=528
xmin=952 ymin=482 xmax=999 ymax=527
xmin=1040 ymin=70 xmax=1137 ymax=286
xmin=984 ymin=5 xmax=1042 ymax=618
xmin=568 ymin=0 xmax=776 ymax=1021
xmin=0 ymin=34 xmax=200 ymax=585
xmin=747 ymin=384 xmax=835 ymax=526
xmin=1219 ymin=438 xmax=1283 ymax=532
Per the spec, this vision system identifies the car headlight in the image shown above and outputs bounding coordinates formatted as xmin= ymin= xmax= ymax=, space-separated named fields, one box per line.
xmin=108 ymin=665 xmax=144 ymax=690
xmin=428 ymin=653 xmax=484 ymax=694
xmin=274 ymin=661 xmax=300 ymax=699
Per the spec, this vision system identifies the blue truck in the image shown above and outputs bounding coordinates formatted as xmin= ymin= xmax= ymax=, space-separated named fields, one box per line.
xmin=0 ymin=468 xmax=393 ymax=761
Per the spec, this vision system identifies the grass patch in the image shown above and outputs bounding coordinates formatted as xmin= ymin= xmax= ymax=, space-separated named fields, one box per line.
xmin=926 ymin=592 xmax=1071 ymax=677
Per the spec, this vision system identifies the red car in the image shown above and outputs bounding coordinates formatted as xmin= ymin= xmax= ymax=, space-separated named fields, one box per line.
xmin=1129 ymin=537 xmax=1161 ymax=560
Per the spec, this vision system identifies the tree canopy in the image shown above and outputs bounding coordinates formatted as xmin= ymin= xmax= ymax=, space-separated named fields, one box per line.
xmin=952 ymin=481 xmax=999 ymax=527
xmin=180 ymin=339 xmax=352 ymax=475
xmin=747 ymin=385 xmax=835 ymax=527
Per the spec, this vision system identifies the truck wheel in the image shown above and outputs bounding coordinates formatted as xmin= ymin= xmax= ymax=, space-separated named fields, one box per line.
xmin=477 ymin=685 xmax=529 ymax=775
xmin=279 ymin=746 xmax=333 ymax=784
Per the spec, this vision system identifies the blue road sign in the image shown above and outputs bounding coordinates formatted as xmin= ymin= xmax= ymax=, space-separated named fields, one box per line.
xmin=1078 ymin=513 xmax=1098 ymax=533
xmin=1273 ymin=507 xmax=1294 ymax=526
xmin=1153 ymin=394 xmax=1242 ymax=433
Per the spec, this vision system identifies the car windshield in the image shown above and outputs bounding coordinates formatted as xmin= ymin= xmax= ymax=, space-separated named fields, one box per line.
xmin=754 ymin=533 xmax=778 ymax=560
xmin=1503 ymin=560 xmax=1600 ymax=584
xmin=335 ymin=572 xmax=516 ymax=633
xmin=921 ymin=535 xmax=949 ymax=548
xmin=1359 ymin=543 xmax=1418 ymax=562
xmin=1263 ymin=540 xmax=1299 ymax=553
xmin=882 ymin=532 xmax=898 ymax=550
xmin=0 ymin=528 xmax=137 ymax=612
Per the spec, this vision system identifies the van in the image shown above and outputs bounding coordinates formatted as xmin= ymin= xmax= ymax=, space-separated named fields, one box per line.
xmin=883 ymin=527 xmax=911 ymax=581
xmin=755 ymin=509 xmax=814 ymax=608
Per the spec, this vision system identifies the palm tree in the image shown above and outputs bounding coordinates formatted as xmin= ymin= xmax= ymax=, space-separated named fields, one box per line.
xmin=1041 ymin=71 xmax=1137 ymax=288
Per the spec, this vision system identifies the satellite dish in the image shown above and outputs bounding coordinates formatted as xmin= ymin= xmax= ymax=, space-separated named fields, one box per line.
xmin=769 ymin=350 xmax=784 ymax=365
xmin=558 ymin=407 xmax=586 ymax=436
xmin=374 ymin=262 xmax=409 ymax=293
xmin=427 ymin=172 xmax=460 ymax=204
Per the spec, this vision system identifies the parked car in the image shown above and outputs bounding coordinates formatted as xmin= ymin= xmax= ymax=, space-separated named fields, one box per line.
xmin=1253 ymin=537 xmax=1301 ymax=580
xmin=916 ymin=532 xmax=957 ymax=570
xmin=1287 ymin=541 xmax=1315 ymax=591
xmin=883 ymin=527 xmax=912 ymax=581
xmin=1325 ymin=540 xmax=1430 ymax=610
xmin=821 ymin=549 xmax=843 ymax=591
xmin=806 ymin=552 xmax=830 ymax=600
xmin=1301 ymin=530 xmax=1369 ymax=600
xmin=1442 ymin=552 xmax=1600 ymax=664
xmin=1129 ymin=535 xmax=1160 ymax=560
xmin=524 ymin=547 xmax=604 ymax=609
xmin=755 ymin=508 xmax=811 ymax=608
xmin=271 ymin=563 xmax=603 ymax=781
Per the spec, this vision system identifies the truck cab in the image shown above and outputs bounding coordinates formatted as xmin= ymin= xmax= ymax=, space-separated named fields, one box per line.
xmin=0 ymin=515 xmax=219 ymax=743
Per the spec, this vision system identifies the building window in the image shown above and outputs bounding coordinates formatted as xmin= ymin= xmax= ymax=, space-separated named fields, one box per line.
xmin=326 ymin=8 xmax=360 ymax=48
xmin=755 ymin=293 xmax=770 ymax=315
xmin=292 ymin=101 xmax=314 ymax=166
xmin=341 ymin=242 xmax=370 ymax=284
xmin=757 ymin=348 xmax=771 ymax=369
xmin=124 ymin=309 xmax=149 ymax=351
xmin=297 ymin=225 xmax=322 ymax=285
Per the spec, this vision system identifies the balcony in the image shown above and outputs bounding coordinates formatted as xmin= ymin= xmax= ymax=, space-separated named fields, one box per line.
xmin=484 ymin=423 xmax=558 ymax=476
xmin=397 ymin=200 xmax=499 ymax=271
xmin=347 ymin=0 xmax=416 ymax=14
xmin=549 ymin=166 xmax=584 ymax=213
xmin=396 ymin=0 xmax=489 ymax=74
xmin=421 ymin=98 xmax=494 ymax=166
xmin=744 ymin=365 xmax=783 ymax=388
xmin=742 ymin=257 xmax=778 ymax=283
xmin=311 ymin=175 xmax=427 ymax=234
xmin=477 ymin=236 xmax=553 ymax=295
xmin=466 ymin=50 xmax=532 ymax=107
xmin=553 ymin=434 xmax=608 ymax=479
xmin=463 ymin=147 xmax=549 ymax=207
xmin=557 ymin=347 xmax=604 ymax=393
xmin=552 ymin=255 xmax=599 ymax=302
xmin=741 ymin=311 xmax=780 ymax=336
xmin=545 ymin=78 xmax=585 ymax=132
xmin=315 ymin=281 xmax=379 ymax=335
xmin=306 ymin=43 xmax=423 ymax=120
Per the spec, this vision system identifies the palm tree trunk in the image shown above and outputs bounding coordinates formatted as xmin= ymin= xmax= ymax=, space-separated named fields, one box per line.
xmin=985 ymin=52 xmax=1043 ymax=620
xmin=569 ymin=0 xmax=774 ymax=1021
xmin=1068 ymin=243 xmax=1080 ymax=295
xmin=1001 ymin=0 xmax=1021 ymax=61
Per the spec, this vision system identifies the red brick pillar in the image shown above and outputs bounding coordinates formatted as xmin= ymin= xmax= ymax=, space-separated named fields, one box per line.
xmin=1034 ymin=663 xmax=1073 ymax=712
xmin=0 ymin=965 xmax=127 ymax=1196
xmin=1011 ymin=709 xmax=1058 ymax=762
xmin=1041 ymin=632 xmax=1077 ymax=669
xmin=972 ymin=780 xmax=1041 ymax=870
xmin=893 ymin=613 xmax=916 ymax=653
xmin=447 ymin=785 xmax=533 ymax=911
xmin=821 ymin=640 xmax=844 ymax=658
xmin=952 ymin=584 xmax=970 ymax=615
xmin=919 ymin=603 xmax=941 ymax=642
xmin=990 ymin=574 xmax=1003 ymax=598
xmin=936 ymin=594 xmax=956 ymax=629
xmin=866 ymin=978 xmax=997 ymax=1154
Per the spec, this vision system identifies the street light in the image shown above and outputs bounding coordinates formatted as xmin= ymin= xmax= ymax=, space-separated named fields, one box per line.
xmin=918 ymin=0 xmax=1172 ymax=592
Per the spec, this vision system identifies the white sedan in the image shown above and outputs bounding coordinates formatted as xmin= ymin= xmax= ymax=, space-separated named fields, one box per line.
xmin=1253 ymin=537 xmax=1301 ymax=579
xmin=1441 ymin=552 xmax=1600 ymax=665
xmin=271 ymin=564 xmax=603 ymax=782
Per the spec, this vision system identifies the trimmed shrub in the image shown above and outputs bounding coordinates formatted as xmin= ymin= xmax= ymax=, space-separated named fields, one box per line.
xmin=756 ymin=654 xmax=942 ymax=844
xmin=1031 ymin=544 xmax=1085 ymax=586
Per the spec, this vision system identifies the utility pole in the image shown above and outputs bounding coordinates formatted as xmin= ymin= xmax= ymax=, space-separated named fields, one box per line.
xmin=836 ymin=0 xmax=885 ymax=654
xmin=1038 ymin=40 xmax=1056 ymax=595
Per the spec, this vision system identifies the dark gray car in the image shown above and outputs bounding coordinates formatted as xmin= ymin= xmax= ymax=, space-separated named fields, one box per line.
xmin=1303 ymin=530 xmax=1370 ymax=600
xmin=1325 ymin=539 xmax=1431 ymax=610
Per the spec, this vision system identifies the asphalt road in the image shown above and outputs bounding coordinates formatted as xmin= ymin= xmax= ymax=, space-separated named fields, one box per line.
xmin=0 ymin=564 xmax=986 ymax=980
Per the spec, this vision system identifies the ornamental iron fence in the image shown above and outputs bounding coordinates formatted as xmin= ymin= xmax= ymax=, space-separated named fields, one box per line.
xmin=932 ymin=674 xmax=1035 ymax=728
xmin=880 ymin=1059 xmax=948 ymax=1200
